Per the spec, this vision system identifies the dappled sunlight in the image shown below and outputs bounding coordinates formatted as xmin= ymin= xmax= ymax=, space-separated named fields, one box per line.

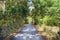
xmin=0 ymin=0 xmax=60 ymax=40
xmin=10 ymin=24 xmax=44 ymax=40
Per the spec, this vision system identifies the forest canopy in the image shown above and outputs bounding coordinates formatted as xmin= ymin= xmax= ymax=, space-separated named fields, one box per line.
xmin=0 ymin=0 xmax=60 ymax=38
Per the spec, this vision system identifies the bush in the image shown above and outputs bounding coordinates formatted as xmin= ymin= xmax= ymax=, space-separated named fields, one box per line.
xmin=43 ymin=16 xmax=60 ymax=26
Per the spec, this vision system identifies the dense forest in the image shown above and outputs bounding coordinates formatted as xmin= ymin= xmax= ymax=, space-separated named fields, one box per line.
xmin=0 ymin=0 xmax=60 ymax=40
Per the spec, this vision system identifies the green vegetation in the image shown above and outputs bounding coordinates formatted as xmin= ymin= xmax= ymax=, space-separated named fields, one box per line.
xmin=33 ymin=0 xmax=60 ymax=26
xmin=0 ymin=0 xmax=60 ymax=40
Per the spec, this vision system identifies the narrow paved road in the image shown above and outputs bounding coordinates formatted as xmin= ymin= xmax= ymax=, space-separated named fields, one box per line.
xmin=10 ymin=24 xmax=45 ymax=40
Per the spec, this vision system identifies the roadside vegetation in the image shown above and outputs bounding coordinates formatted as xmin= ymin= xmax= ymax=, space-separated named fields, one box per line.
xmin=0 ymin=0 xmax=60 ymax=40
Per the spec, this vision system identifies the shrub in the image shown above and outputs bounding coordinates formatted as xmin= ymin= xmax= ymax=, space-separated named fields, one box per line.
xmin=43 ymin=16 xmax=60 ymax=26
